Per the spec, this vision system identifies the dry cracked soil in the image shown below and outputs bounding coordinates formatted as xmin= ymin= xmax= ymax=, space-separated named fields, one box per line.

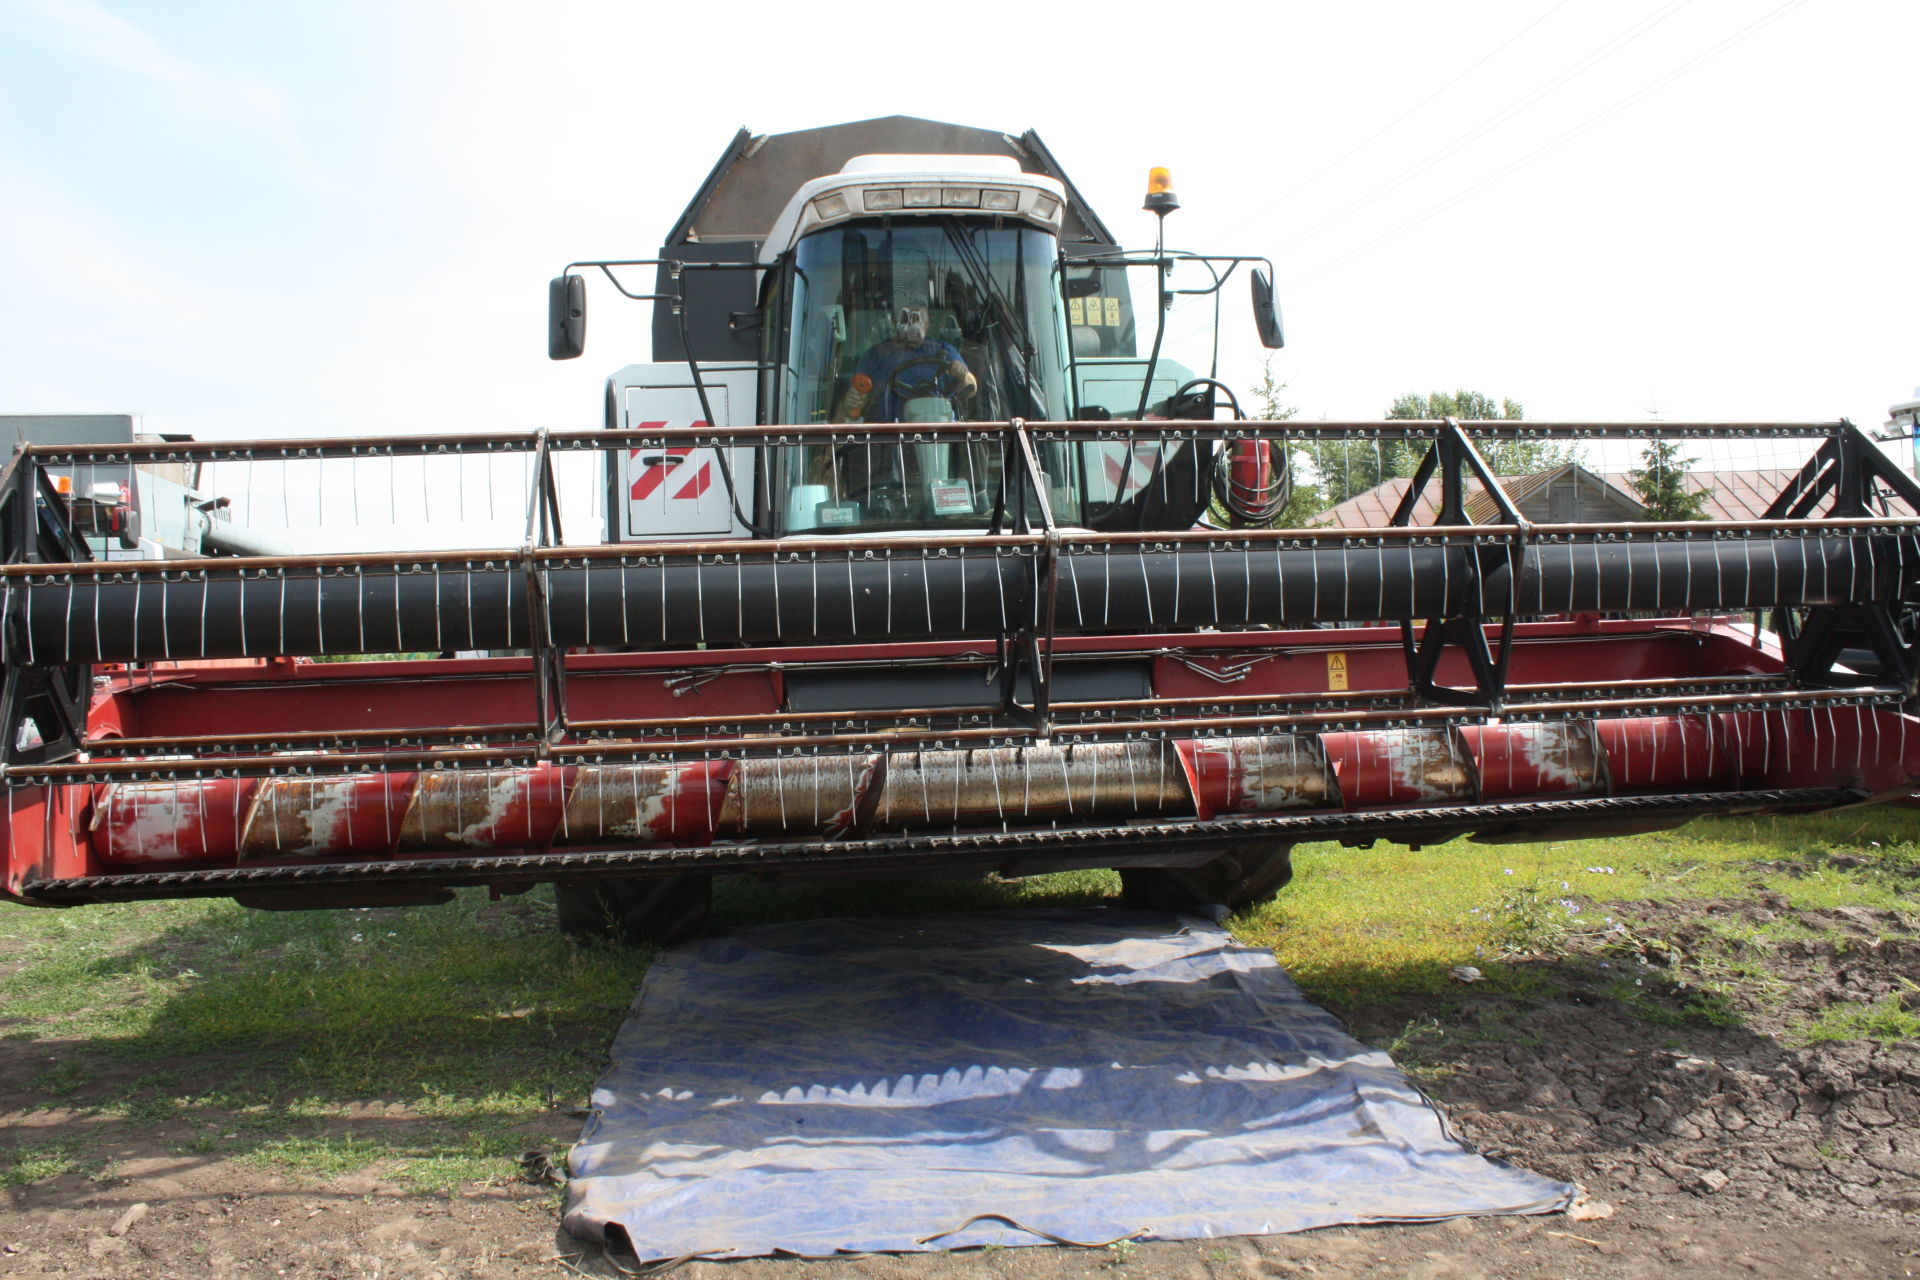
xmin=3 ymin=890 xmax=1918 ymax=1280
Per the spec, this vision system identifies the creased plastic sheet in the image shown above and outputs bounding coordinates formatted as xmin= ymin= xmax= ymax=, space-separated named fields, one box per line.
xmin=565 ymin=907 xmax=1573 ymax=1260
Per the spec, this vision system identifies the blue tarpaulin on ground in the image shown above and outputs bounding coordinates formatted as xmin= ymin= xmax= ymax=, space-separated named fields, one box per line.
xmin=565 ymin=908 xmax=1573 ymax=1261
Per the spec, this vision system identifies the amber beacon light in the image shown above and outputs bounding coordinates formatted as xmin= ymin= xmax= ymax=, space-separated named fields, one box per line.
xmin=1143 ymin=166 xmax=1179 ymax=216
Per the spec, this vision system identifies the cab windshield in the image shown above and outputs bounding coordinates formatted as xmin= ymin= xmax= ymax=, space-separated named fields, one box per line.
xmin=771 ymin=218 xmax=1079 ymax=533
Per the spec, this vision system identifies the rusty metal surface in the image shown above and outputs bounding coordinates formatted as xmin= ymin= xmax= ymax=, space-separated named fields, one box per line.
xmin=717 ymin=755 xmax=880 ymax=837
xmin=1330 ymin=728 xmax=1479 ymax=807
xmin=873 ymin=742 xmax=1191 ymax=828
xmin=1182 ymin=735 xmax=1339 ymax=818
xmin=396 ymin=767 xmax=572 ymax=851
xmin=561 ymin=764 xmax=731 ymax=845
xmin=240 ymin=775 xmax=409 ymax=858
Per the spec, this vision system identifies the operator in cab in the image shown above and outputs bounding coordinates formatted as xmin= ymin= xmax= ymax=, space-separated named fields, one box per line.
xmin=840 ymin=307 xmax=977 ymax=423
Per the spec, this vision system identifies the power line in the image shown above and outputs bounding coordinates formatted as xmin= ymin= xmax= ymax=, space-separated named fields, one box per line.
xmin=1165 ymin=0 xmax=1700 ymax=352
xmin=1212 ymin=0 xmax=1578 ymax=243
xmin=1269 ymin=0 xmax=1699 ymax=260
xmin=1280 ymin=0 xmax=1811 ymax=295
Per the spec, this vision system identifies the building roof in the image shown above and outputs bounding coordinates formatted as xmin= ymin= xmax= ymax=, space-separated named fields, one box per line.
xmin=1313 ymin=464 xmax=1850 ymax=527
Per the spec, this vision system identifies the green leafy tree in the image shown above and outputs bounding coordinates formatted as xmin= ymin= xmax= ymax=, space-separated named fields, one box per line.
xmin=1628 ymin=439 xmax=1711 ymax=520
xmin=1245 ymin=358 xmax=1326 ymax=528
xmin=1249 ymin=356 xmax=1294 ymax=424
xmin=1295 ymin=389 xmax=1558 ymax=512
xmin=1389 ymin=390 xmax=1523 ymax=422
xmin=1389 ymin=389 xmax=1578 ymax=476
xmin=1241 ymin=380 xmax=1577 ymax=525
xmin=1272 ymin=387 xmax=1443 ymax=512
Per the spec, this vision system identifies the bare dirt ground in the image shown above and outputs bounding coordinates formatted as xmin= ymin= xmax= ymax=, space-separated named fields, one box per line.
xmin=4 ymin=889 xmax=1918 ymax=1280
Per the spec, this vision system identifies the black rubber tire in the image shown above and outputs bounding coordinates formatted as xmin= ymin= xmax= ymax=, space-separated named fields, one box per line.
xmin=1118 ymin=843 xmax=1295 ymax=915
xmin=552 ymin=875 xmax=712 ymax=948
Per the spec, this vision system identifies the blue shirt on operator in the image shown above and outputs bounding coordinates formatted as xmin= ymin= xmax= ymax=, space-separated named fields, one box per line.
xmin=850 ymin=337 xmax=969 ymax=423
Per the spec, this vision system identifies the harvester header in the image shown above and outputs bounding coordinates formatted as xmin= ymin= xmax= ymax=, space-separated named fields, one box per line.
xmin=5 ymin=116 xmax=1917 ymax=944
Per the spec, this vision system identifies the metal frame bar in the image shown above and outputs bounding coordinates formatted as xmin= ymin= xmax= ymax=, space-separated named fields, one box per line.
xmin=1761 ymin=422 xmax=1920 ymax=696
xmin=1006 ymin=418 xmax=1061 ymax=731
xmin=14 ymin=419 xmax=1857 ymax=467
xmin=0 ymin=446 xmax=93 ymax=766
xmin=3 ymin=513 xmax=1913 ymax=582
xmin=1390 ymin=422 xmax=1532 ymax=711
xmin=521 ymin=428 xmax=567 ymax=744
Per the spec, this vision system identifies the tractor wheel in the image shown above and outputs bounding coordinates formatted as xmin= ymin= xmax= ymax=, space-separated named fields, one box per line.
xmin=553 ymin=875 xmax=712 ymax=948
xmin=1118 ymin=843 xmax=1294 ymax=916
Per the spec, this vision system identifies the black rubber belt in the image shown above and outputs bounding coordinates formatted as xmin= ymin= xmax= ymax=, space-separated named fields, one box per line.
xmin=21 ymin=787 xmax=1861 ymax=903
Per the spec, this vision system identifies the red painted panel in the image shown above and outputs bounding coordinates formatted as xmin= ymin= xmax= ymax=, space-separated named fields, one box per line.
xmin=1323 ymin=729 xmax=1477 ymax=808
xmin=1460 ymin=722 xmax=1604 ymax=800
xmin=98 ymin=778 xmax=258 ymax=864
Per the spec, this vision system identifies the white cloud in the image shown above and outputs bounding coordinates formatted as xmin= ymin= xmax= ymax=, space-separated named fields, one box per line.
xmin=8 ymin=0 xmax=281 ymax=118
xmin=0 ymin=0 xmax=320 ymax=188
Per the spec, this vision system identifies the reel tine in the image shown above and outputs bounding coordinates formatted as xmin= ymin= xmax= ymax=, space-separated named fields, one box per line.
xmin=918 ymin=745 xmax=932 ymax=825
xmin=775 ymin=751 xmax=789 ymax=831
xmin=1058 ymin=744 xmax=1073 ymax=818
xmin=811 ymin=752 xmax=823 ymax=830
xmin=845 ymin=750 xmax=859 ymax=835
xmin=1897 ymin=707 xmax=1906 ymax=784
xmin=1102 ymin=545 xmax=1112 ymax=629
xmin=951 ymin=747 xmax=963 ymax=827
xmin=1019 ymin=743 xmax=1034 ymax=817
xmin=1824 ymin=701 xmax=1838 ymax=773
xmin=1245 ymin=542 xmax=1256 ymax=628
xmin=1207 ymin=541 xmax=1219 ymax=623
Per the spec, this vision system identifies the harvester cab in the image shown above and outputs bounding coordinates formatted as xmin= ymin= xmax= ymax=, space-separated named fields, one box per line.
xmin=555 ymin=135 xmax=1284 ymax=545
xmin=5 ymin=117 xmax=1920 ymax=948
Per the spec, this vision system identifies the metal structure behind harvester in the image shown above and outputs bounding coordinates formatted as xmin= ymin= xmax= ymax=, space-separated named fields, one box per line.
xmin=4 ymin=117 xmax=1918 ymax=943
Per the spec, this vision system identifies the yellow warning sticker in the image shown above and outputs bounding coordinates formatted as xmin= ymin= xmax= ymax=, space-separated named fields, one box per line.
xmin=1326 ymin=651 xmax=1349 ymax=691
xmin=1069 ymin=298 xmax=1085 ymax=325
xmin=1104 ymin=296 xmax=1121 ymax=327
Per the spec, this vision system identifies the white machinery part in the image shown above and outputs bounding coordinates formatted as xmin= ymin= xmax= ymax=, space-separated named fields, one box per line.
xmin=1074 ymin=357 xmax=1198 ymax=507
xmin=609 ymin=364 xmax=758 ymax=540
xmin=1074 ymin=357 xmax=1193 ymax=420
xmin=759 ymin=156 xmax=1068 ymax=262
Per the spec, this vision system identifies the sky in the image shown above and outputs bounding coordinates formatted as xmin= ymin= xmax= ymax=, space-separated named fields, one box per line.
xmin=1 ymin=0 xmax=1915 ymax=461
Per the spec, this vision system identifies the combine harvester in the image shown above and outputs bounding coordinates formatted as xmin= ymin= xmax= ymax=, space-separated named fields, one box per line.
xmin=4 ymin=117 xmax=1917 ymax=945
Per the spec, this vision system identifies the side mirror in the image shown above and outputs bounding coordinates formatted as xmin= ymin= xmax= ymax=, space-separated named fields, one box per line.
xmin=548 ymin=274 xmax=586 ymax=360
xmin=1251 ymin=268 xmax=1284 ymax=349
